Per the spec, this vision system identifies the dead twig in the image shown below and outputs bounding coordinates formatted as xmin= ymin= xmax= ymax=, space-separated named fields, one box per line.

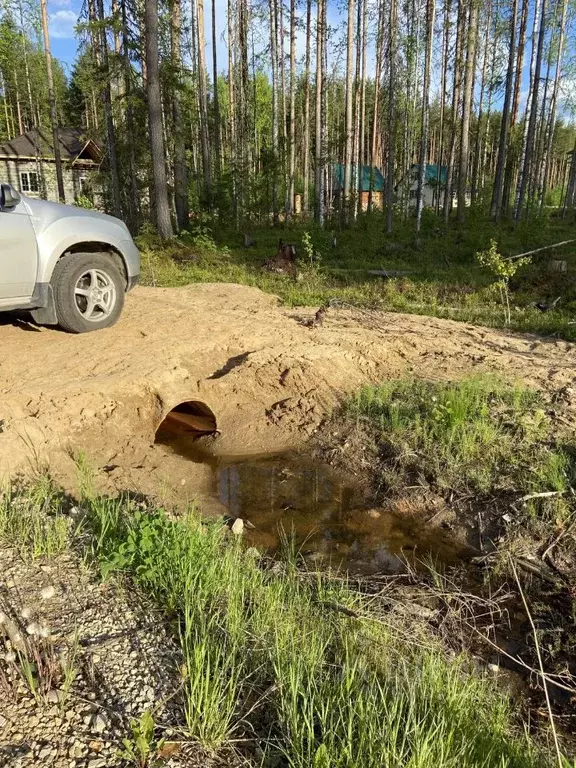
xmin=510 ymin=557 xmax=564 ymax=768
xmin=469 ymin=625 xmax=576 ymax=695
xmin=520 ymin=490 xmax=564 ymax=502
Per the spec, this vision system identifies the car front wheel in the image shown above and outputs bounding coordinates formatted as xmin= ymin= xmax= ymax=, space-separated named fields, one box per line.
xmin=51 ymin=252 xmax=125 ymax=333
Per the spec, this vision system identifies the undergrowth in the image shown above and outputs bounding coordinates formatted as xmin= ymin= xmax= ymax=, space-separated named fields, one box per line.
xmin=137 ymin=212 xmax=576 ymax=342
xmin=346 ymin=376 xmax=575 ymax=519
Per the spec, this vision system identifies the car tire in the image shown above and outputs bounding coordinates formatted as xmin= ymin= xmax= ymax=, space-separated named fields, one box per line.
xmin=51 ymin=252 xmax=125 ymax=333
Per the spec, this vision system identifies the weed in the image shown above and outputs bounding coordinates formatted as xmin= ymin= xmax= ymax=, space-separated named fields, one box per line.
xmin=119 ymin=710 xmax=166 ymax=768
xmin=0 ymin=478 xmax=70 ymax=559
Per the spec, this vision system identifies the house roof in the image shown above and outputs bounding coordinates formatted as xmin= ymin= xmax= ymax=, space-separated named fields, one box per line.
xmin=0 ymin=128 xmax=101 ymax=163
xmin=332 ymin=163 xmax=386 ymax=192
xmin=413 ymin=163 xmax=447 ymax=185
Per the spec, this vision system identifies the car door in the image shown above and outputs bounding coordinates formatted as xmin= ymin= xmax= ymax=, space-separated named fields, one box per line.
xmin=0 ymin=193 xmax=38 ymax=300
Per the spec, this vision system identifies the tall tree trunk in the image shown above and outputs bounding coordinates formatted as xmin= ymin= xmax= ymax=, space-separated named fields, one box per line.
xmin=490 ymin=0 xmax=517 ymax=220
xmin=471 ymin=0 xmax=490 ymax=205
xmin=97 ymin=0 xmax=122 ymax=218
xmin=369 ymin=0 xmax=384 ymax=211
xmin=196 ymin=0 xmax=212 ymax=203
xmin=457 ymin=0 xmax=477 ymax=222
xmin=314 ymin=0 xmax=326 ymax=225
xmin=278 ymin=0 xmax=288 ymax=196
xmin=302 ymin=0 xmax=312 ymax=213
xmin=416 ymin=0 xmax=436 ymax=232
xmin=540 ymin=0 xmax=567 ymax=210
xmin=18 ymin=0 xmax=35 ymax=130
xmin=211 ymin=0 xmax=222 ymax=180
xmin=145 ymin=0 xmax=174 ymax=238
xmin=238 ymin=0 xmax=250 ymax=215
xmin=357 ymin=0 xmax=367 ymax=217
xmin=286 ymin=0 xmax=296 ymax=220
xmin=514 ymin=0 xmax=546 ymax=218
xmin=1 ymin=70 xmax=11 ymax=139
xmin=227 ymin=0 xmax=237 ymax=222
xmin=40 ymin=0 xmax=65 ymax=202
xmin=443 ymin=0 xmax=464 ymax=222
xmin=385 ymin=0 xmax=397 ymax=233
xmin=501 ymin=0 xmax=527 ymax=208
xmin=437 ymin=0 xmax=451 ymax=212
xmin=343 ymin=0 xmax=356 ymax=219
xmin=270 ymin=0 xmax=280 ymax=225
xmin=172 ymin=0 xmax=189 ymax=230
xmin=121 ymin=0 xmax=140 ymax=230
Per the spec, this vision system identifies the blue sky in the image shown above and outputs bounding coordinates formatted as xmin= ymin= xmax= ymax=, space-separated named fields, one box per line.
xmin=47 ymin=0 xmax=344 ymax=77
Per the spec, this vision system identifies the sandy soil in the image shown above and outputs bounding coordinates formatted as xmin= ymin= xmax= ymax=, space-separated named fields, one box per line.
xmin=1 ymin=283 xmax=575 ymax=501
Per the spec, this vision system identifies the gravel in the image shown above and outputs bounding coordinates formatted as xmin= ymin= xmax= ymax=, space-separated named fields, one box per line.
xmin=0 ymin=544 xmax=230 ymax=767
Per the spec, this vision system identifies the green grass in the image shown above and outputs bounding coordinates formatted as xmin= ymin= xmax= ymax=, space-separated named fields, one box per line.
xmin=345 ymin=375 xmax=574 ymax=510
xmin=138 ymin=211 xmax=576 ymax=341
xmin=82 ymin=491 xmax=551 ymax=766
xmin=0 ymin=476 xmax=71 ymax=559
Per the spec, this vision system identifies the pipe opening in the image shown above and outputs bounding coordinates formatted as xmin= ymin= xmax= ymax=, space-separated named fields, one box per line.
xmin=155 ymin=400 xmax=218 ymax=441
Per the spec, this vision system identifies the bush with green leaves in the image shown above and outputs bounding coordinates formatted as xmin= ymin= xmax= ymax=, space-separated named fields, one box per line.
xmin=475 ymin=239 xmax=532 ymax=324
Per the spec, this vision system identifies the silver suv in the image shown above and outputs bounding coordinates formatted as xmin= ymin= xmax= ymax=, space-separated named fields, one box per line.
xmin=0 ymin=182 xmax=140 ymax=333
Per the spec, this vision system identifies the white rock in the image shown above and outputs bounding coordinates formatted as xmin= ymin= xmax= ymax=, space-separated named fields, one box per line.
xmin=231 ymin=518 xmax=244 ymax=535
xmin=40 ymin=585 xmax=55 ymax=600
xmin=91 ymin=713 xmax=109 ymax=734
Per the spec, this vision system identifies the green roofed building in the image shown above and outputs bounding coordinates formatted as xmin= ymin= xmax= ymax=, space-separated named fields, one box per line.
xmin=397 ymin=163 xmax=469 ymax=209
xmin=332 ymin=163 xmax=386 ymax=210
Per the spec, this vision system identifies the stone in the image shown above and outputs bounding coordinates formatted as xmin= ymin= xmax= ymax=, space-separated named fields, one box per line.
xmin=69 ymin=742 xmax=86 ymax=759
xmin=40 ymin=585 xmax=56 ymax=600
xmin=231 ymin=518 xmax=244 ymax=535
xmin=88 ymin=760 xmax=106 ymax=768
xmin=91 ymin=713 xmax=109 ymax=734
xmin=89 ymin=740 xmax=103 ymax=753
xmin=46 ymin=689 xmax=63 ymax=704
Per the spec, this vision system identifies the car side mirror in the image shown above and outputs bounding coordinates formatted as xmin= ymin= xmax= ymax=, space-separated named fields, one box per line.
xmin=0 ymin=183 xmax=21 ymax=210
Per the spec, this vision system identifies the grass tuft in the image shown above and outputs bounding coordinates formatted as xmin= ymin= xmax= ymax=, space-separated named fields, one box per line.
xmin=346 ymin=376 xmax=574 ymax=506
xmin=0 ymin=476 xmax=71 ymax=559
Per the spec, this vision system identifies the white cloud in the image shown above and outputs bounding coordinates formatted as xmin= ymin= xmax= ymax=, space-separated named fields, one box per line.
xmin=49 ymin=9 xmax=77 ymax=39
xmin=50 ymin=0 xmax=72 ymax=7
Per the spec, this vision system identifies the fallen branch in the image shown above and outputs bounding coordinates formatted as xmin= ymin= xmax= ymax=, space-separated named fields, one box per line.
xmin=503 ymin=239 xmax=576 ymax=262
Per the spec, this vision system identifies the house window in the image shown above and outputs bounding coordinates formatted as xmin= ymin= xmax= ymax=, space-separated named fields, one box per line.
xmin=20 ymin=171 xmax=39 ymax=194
xmin=79 ymin=176 xmax=89 ymax=194
xmin=410 ymin=189 xmax=419 ymax=200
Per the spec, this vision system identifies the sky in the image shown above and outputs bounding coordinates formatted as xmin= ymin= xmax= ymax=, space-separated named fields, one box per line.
xmin=46 ymin=0 xmax=346 ymax=77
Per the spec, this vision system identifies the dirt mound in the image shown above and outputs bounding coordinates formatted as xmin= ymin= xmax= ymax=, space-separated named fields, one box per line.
xmin=1 ymin=283 xmax=575 ymax=499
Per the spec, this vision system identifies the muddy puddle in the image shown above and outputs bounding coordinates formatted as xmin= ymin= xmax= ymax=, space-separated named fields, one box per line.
xmin=157 ymin=430 xmax=472 ymax=575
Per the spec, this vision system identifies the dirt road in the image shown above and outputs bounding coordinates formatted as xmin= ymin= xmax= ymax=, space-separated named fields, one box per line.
xmin=1 ymin=283 xmax=575 ymax=500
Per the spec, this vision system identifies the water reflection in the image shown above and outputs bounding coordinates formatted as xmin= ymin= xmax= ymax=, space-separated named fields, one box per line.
xmin=157 ymin=430 xmax=468 ymax=574
xmin=215 ymin=455 xmax=465 ymax=575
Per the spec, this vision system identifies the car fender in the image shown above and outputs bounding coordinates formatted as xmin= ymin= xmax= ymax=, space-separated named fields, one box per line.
xmin=34 ymin=216 xmax=136 ymax=284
